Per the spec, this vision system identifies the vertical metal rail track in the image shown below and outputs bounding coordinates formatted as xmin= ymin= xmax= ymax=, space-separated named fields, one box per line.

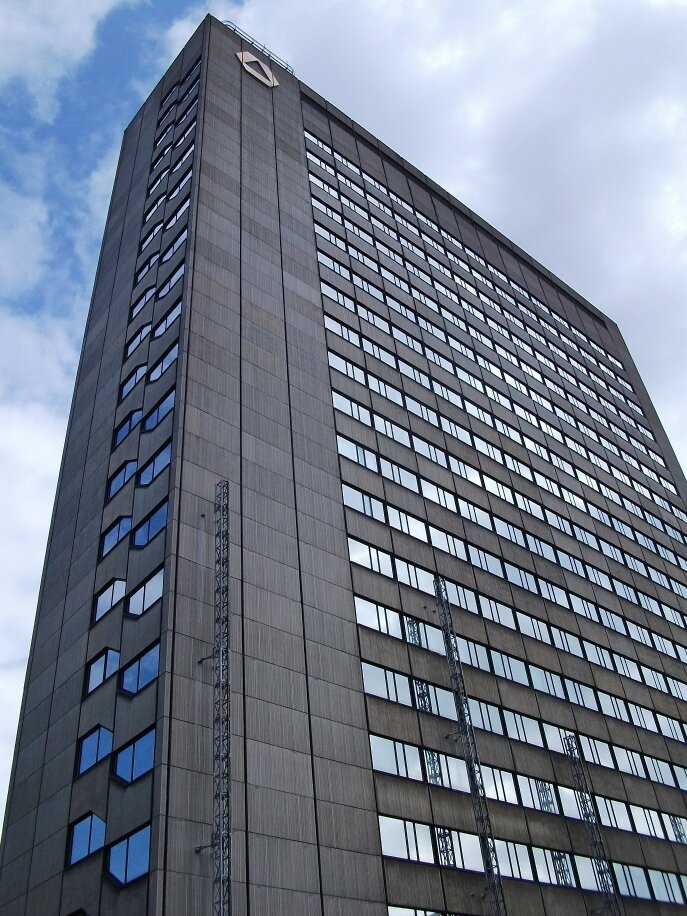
xmin=214 ymin=480 xmax=231 ymax=916
xmin=434 ymin=576 xmax=507 ymax=916
xmin=563 ymin=733 xmax=621 ymax=915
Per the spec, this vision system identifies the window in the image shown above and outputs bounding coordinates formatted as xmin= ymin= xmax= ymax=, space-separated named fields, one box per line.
xmin=171 ymin=142 xmax=194 ymax=173
xmin=131 ymin=501 xmax=168 ymax=548
xmin=140 ymin=221 xmax=163 ymax=253
xmin=120 ymin=644 xmax=159 ymax=695
xmin=137 ymin=441 xmax=172 ymax=486
xmin=143 ymin=388 xmax=175 ymax=431
xmin=153 ymin=300 xmax=181 ymax=338
xmin=125 ymin=322 xmax=152 ymax=358
xmin=378 ymin=816 xmax=433 ymax=863
xmin=100 ymin=516 xmax=132 ymax=557
xmin=156 ymin=263 xmax=184 ymax=299
xmin=168 ymin=167 xmax=192 ymax=200
xmin=93 ymin=579 xmax=126 ymax=622
xmin=86 ymin=649 xmax=120 ymax=694
xmin=160 ymin=227 xmax=187 ymax=263
xmin=113 ymin=409 xmax=142 ymax=447
xmin=68 ymin=813 xmax=106 ymax=865
xmin=370 ymin=735 xmax=422 ymax=781
xmin=107 ymin=460 xmax=137 ymax=500
xmin=119 ymin=365 xmax=146 ymax=401
xmin=148 ymin=342 xmax=178 ymax=381
xmin=77 ymin=726 xmax=113 ymax=775
xmin=114 ymin=728 xmax=155 ymax=783
xmin=107 ymin=824 xmax=151 ymax=885
xmin=127 ymin=567 xmax=164 ymax=617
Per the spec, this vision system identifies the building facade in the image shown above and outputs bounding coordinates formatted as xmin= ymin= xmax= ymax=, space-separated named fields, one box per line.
xmin=2 ymin=15 xmax=687 ymax=915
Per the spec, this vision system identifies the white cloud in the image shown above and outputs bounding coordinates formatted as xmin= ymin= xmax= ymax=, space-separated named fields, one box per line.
xmin=0 ymin=0 xmax=140 ymax=120
xmin=0 ymin=184 xmax=50 ymax=299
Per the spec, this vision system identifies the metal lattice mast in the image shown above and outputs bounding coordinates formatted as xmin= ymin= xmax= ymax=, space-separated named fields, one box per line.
xmin=214 ymin=480 xmax=231 ymax=916
xmin=433 ymin=576 xmax=508 ymax=916
xmin=534 ymin=780 xmax=573 ymax=886
xmin=563 ymin=733 xmax=621 ymax=916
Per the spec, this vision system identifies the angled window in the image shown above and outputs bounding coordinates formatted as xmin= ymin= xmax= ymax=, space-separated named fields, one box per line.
xmin=77 ymin=726 xmax=113 ymax=775
xmin=143 ymin=195 xmax=166 ymax=226
xmin=107 ymin=460 xmax=137 ymax=500
xmin=120 ymin=644 xmax=160 ymax=695
xmin=156 ymin=264 xmax=184 ymax=299
xmin=161 ymin=227 xmax=187 ymax=263
xmin=175 ymin=97 xmax=197 ymax=127
xmin=137 ymin=441 xmax=171 ymax=487
xmin=125 ymin=322 xmax=152 ymax=358
xmin=100 ymin=516 xmax=132 ymax=557
xmin=140 ymin=221 xmax=163 ymax=253
xmin=143 ymin=388 xmax=175 ymax=432
xmin=86 ymin=648 xmax=120 ymax=694
xmin=131 ymin=288 xmax=156 ymax=324
xmin=127 ymin=567 xmax=164 ymax=617
xmin=68 ymin=813 xmax=106 ymax=865
xmin=153 ymin=300 xmax=181 ymax=339
xmin=136 ymin=251 xmax=160 ymax=284
xmin=148 ymin=342 xmax=178 ymax=382
xmin=119 ymin=365 xmax=146 ymax=402
xmin=131 ymin=501 xmax=168 ymax=548
xmin=172 ymin=119 xmax=195 ymax=149
xmin=171 ymin=143 xmax=194 ymax=174
xmin=93 ymin=578 xmax=126 ymax=622
xmin=150 ymin=145 xmax=171 ymax=175
xmin=167 ymin=168 xmax=191 ymax=201
xmin=153 ymin=122 xmax=173 ymax=149
xmin=113 ymin=408 xmax=143 ymax=447
xmin=114 ymin=728 xmax=155 ymax=783
xmin=146 ymin=167 xmax=169 ymax=199
xmin=107 ymin=824 xmax=151 ymax=885
xmin=163 ymin=198 xmax=189 ymax=233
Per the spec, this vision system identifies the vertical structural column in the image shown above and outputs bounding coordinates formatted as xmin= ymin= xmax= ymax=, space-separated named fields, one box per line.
xmin=215 ymin=480 xmax=231 ymax=916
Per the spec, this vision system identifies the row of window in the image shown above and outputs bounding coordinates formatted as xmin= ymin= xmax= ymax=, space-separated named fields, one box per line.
xmin=319 ymin=255 xmax=670 ymax=499
xmin=324 ymin=278 xmax=686 ymax=537
xmin=86 ymin=642 xmax=159 ymax=697
xmin=146 ymin=142 xmax=195 ymax=202
xmin=357 ymin=584 xmax=686 ymax=753
xmin=332 ymin=361 xmax=687 ymax=586
xmin=332 ymin=368 xmax=687 ymax=645
xmin=78 ymin=725 xmax=155 ymax=784
xmin=113 ymin=387 xmax=175 ymax=450
xmin=149 ymin=118 xmax=197 ymax=182
xmin=351 ymin=553 xmax=687 ymax=790
xmin=68 ymin=815 xmax=150 ymax=886
xmin=66 ymin=56 xmax=200 ymax=904
xmin=321 ymin=283 xmax=687 ymax=570
xmin=370 ymin=734 xmax=687 ymax=845
xmin=306 ymin=132 xmax=642 ymax=402
xmin=131 ymin=264 xmax=185 ymax=321
xmin=304 ymin=129 xmax=632 ymax=395
xmin=314 ymin=214 xmax=653 ymax=457
xmin=125 ymin=299 xmax=182 ymax=360
xmin=378 ymin=815 xmax=684 ymax=903
xmin=119 ymin=341 xmax=179 ymax=404
xmin=326 ymin=314 xmax=687 ymax=548
xmin=142 ymin=167 xmax=192 ymax=231
xmin=100 ymin=500 xmax=168 ymax=559
xmin=157 ymin=57 xmax=201 ymax=127
xmin=337 ymin=428 xmax=687 ymax=662
xmin=349 ymin=538 xmax=687 ymax=743
xmin=94 ymin=566 xmax=163 ymax=623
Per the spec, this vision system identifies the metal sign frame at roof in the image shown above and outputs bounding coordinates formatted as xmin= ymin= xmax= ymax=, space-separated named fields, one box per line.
xmin=221 ymin=19 xmax=295 ymax=75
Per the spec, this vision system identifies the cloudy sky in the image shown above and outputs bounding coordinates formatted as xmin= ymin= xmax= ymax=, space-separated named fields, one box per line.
xmin=1 ymin=0 xmax=686 ymax=824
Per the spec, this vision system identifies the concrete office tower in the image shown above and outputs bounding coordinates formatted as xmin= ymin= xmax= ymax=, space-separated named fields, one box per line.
xmin=2 ymin=15 xmax=687 ymax=916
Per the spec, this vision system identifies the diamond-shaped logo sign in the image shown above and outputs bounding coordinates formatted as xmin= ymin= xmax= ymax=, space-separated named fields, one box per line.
xmin=236 ymin=51 xmax=279 ymax=88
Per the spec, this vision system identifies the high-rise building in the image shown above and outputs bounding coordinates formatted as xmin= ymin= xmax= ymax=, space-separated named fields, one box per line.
xmin=2 ymin=14 xmax=687 ymax=916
